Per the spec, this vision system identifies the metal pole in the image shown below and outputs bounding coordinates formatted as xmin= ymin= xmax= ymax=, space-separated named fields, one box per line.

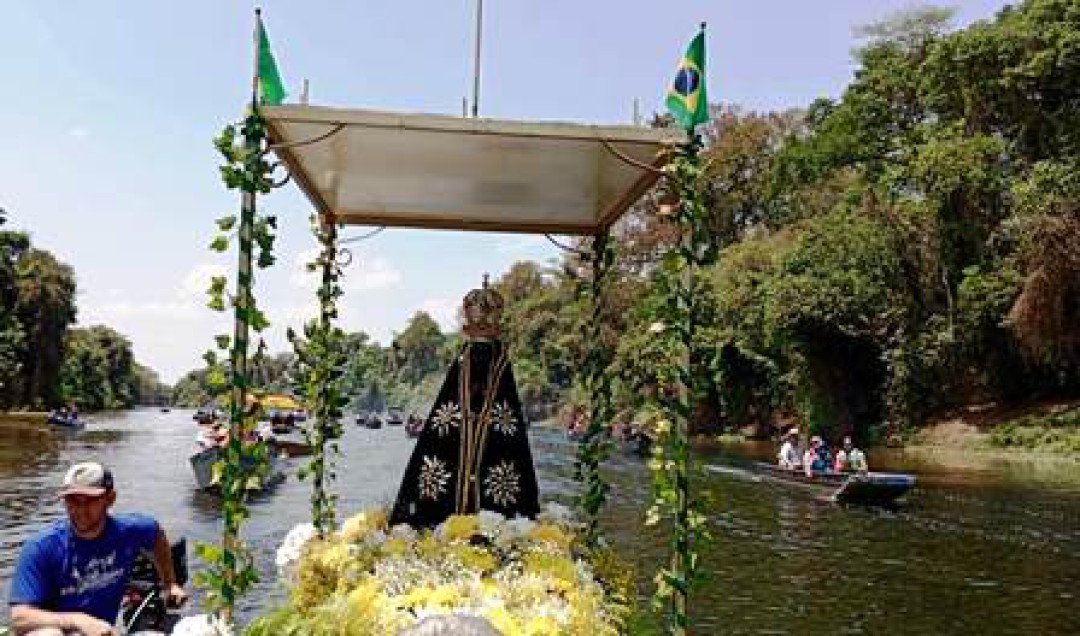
xmin=471 ymin=0 xmax=483 ymax=117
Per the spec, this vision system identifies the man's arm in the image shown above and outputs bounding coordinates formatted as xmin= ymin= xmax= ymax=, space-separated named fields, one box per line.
xmin=10 ymin=604 xmax=115 ymax=635
xmin=151 ymin=524 xmax=188 ymax=607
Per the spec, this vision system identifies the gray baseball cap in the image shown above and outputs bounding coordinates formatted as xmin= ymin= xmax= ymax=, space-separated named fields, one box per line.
xmin=59 ymin=462 xmax=114 ymax=497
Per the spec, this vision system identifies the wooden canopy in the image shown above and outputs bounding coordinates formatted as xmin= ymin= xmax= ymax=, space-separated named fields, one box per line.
xmin=263 ymin=105 xmax=682 ymax=235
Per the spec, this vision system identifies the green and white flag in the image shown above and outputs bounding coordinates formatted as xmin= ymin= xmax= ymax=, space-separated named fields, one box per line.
xmin=256 ymin=14 xmax=286 ymax=106
xmin=665 ymin=26 xmax=708 ymax=132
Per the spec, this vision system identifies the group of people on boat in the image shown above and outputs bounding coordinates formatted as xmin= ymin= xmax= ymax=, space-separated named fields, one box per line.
xmin=46 ymin=405 xmax=80 ymax=427
xmin=778 ymin=427 xmax=868 ymax=477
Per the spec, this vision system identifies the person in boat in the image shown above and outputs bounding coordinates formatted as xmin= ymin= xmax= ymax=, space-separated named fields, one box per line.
xmin=8 ymin=461 xmax=188 ymax=635
xmin=803 ymin=436 xmax=830 ymax=477
xmin=777 ymin=427 xmax=801 ymax=470
xmin=834 ymin=436 xmax=868 ymax=473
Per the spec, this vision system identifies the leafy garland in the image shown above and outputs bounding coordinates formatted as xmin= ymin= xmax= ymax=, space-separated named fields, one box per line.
xmin=288 ymin=216 xmax=348 ymax=536
xmin=574 ymin=231 xmax=616 ymax=548
xmin=646 ymin=138 xmax=714 ymax=635
xmin=195 ymin=109 xmax=280 ymax=619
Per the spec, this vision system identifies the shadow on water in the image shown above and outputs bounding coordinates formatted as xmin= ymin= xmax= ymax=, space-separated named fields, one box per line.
xmin=1 ymin=410 xmax=1079 ymax=634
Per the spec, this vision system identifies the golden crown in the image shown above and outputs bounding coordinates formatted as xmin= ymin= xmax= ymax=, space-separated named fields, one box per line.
xmin=462 ymin=274 xmax=504 ymax=338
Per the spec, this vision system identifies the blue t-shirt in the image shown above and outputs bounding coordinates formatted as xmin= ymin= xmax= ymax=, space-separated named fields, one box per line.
xmin=8 ymin=513 xmax=158 ymax=622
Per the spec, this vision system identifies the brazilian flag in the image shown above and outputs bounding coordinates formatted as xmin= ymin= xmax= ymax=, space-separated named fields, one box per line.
xmin=665 ymin=27 xmax=708 ymax=132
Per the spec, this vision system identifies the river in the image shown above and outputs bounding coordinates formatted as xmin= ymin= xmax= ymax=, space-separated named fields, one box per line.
xmin=2 ymin=409 xmax=1078 ymax=634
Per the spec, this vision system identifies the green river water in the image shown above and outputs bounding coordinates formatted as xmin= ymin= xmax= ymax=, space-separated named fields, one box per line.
xmin=1 ymin=409 xmax=1077 ymax=634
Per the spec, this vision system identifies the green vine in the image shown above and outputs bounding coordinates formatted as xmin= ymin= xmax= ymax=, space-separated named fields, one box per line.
xmin=574 ymin=231 xmax=616 ymax=548
xmin=645 ymin=138 xmax=713 ymax=635
xmin=288 ymin=215 xmax=348 ymax=536
xmin=194 ymin=108 xmax=280 ymax=621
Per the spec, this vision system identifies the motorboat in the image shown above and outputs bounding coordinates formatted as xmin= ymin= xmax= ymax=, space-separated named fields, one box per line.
xmin=751 ymin=462 xmax=916 ymax=506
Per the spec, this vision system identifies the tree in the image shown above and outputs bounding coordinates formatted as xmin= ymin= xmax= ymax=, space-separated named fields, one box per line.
xmin=14 ymin=249 xmax=77 ymax=407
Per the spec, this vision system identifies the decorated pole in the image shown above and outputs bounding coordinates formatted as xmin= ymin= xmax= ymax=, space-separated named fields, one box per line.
xmin=197 ymin=8 xmax=286 ymax=621
xmin=218 ymin=10 xmax=264 ymax=618
xmin=290 ymin=214 xmax=347 ymax=537
xmin=576 ymin=230 xmax=616 ymax=547
xmin=649 ymin=23 xmax=711 ymax=635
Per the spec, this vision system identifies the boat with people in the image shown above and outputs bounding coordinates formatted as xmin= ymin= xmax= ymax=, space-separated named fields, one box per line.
xmin=405 ymin=414 xmax=424 ymax=438
xmin=751 ymin=461 xmax=916 ymax=506
xmin=358 ymin=411 xmax=383 ymax=429
xmin=189 ymin=445 xmax=286 ymax=492
xmin=47 ymin=409 xmax=84 ymax=430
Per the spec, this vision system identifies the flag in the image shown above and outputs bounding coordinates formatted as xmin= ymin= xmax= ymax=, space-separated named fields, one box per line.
xmin=256 ymin=14 xmax=287 ymax=106
xmin=665 ymin=27 xmax=708 ymax=132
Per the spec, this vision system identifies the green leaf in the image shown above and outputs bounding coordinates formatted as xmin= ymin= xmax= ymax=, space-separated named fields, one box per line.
xmin=210 ymin=235 xmax=230 ymax=252
xmin=216 ymin=215 xmax=237 ymax=232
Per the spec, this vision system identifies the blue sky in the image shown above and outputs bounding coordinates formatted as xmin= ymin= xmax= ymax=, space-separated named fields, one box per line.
xmin=0 ymin=1 xmax=1011 ymax=383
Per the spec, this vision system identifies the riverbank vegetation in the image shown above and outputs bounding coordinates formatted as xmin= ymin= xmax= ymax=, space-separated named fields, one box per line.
xmin=0 ymin=209 xmax=168 ymax=411
xmin=175 ymin=1 xmax=1077 ymax=455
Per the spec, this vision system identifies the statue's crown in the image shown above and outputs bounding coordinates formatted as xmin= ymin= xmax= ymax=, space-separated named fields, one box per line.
xmin=462 ymin=274 xmax=504 ymax=339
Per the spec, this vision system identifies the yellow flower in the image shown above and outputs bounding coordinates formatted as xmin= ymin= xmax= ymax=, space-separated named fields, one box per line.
xmin=441 ymin=514 xmax=479 ymax=541
xmin=451 ymin=544 xmax=497 ymax=573
xmin=383 ymin=538 xmax=409 ymax=557
xmin=341 ymin=508 xmax=388 ymax=542
xmin=484 ymin=606 xmax=522 ymax=636
xmin=523 ymin=553 xmax=577 ymax=594
xmin=528 ymin=523 xmax=572 ymax=550
xmin=523 ymin=615 xmax=561 ymax=636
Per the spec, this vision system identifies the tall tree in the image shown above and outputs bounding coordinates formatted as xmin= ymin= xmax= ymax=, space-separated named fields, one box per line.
xmin=14 ymin=249 xmax=77 ymax=407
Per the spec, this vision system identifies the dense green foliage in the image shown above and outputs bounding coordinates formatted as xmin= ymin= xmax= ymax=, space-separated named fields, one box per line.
xmin=0 ymin=210 xmax=161 ymax=410
xmin=174 ymin=2 xmax=1078 ymax=450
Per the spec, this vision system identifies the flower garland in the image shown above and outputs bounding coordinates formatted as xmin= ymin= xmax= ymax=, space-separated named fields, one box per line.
xmin=235 ymin=502 xmax=633 ymax=635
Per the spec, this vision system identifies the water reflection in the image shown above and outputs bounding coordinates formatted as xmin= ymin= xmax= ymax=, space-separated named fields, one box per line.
xmin=0 ymin=410 xmax=1078 ymax=634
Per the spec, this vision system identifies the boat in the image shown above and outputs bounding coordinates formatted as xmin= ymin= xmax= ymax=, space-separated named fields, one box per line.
xmin=385 ymin=409 xmax=404 ymax=426
xmin=193 ymin=408 xmax=219 ymax=425
xmin=189 ymin=446 xmax=285 ymax=492
xmin=751 ymin=462 xmax=916 ymax=506
xmin=269 ymin=436 xmax=314 ymax=458
xmin=47 ymin=412 xmax=84 ymax=429
xmin=358 ymin=412 xmax=383 ymax=429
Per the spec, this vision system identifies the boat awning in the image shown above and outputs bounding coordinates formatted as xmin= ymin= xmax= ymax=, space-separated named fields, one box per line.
xmin=262 ymin=105 xmax=682 ymax=235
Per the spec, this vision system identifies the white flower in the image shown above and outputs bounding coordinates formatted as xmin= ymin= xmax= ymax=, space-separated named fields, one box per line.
xmin=648 ymin=321 xmax=666 ymax=334
xmin=390 ymin=523 xmax=419 ymax=542
xmin=505 ymin=516 xmax=536 ymax=540
xmin=275 ymin=522 xmax=316 ymax=579
xmin=537 ymin=501 xmax=573 ymax=527
xmin=475 ymin=510 xmax=506 ymax=538
xmin=172 ymin=614 xmax=233 ymax=636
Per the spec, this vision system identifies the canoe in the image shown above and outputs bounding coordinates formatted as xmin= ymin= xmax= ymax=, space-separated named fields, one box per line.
xmin=270 ymin=437 xmax=314 ymax=458
xmin=47 ymin=413 xmax=85 ymax=429
xmin=752 ymin=462 xmax=915 ymax=506
xmin=189 ymin=446 xmax=285 ymax=492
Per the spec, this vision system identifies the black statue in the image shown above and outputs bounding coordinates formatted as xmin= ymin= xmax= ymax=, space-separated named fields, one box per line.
xmin=390 ymin=277 xmax=539 ymax=527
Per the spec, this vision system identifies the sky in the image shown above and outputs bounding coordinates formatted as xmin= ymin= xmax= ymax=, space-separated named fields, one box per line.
xmin=0 ymin=1 xmax=1013 ymax=384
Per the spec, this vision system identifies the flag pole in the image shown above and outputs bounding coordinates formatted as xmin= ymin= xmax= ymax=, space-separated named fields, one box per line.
xmin=251 ymin=8 xmax=262 ymax=107
xmin=471 ymin=0 xmax=483 ymax=117
xmin=220 ymin=6 xmax=263 ymax=622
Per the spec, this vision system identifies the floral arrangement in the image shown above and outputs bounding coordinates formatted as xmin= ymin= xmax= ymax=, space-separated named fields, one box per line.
xmin=237 ymin=502 xmax=633 ymax=635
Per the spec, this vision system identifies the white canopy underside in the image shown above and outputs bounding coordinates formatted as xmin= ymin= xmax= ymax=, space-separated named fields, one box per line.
xmin=263 ymin=105 xmax=682 ymax=234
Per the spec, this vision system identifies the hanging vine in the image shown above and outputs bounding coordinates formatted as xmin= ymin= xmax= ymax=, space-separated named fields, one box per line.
xmin=646 ymin=137 xmax=714 ymax=635
xmin=574 ymin=230 xmax=617 ymax=548
xmin=288 ymin=215 xmax=348 ymax=536
xmin=194 ymin=108 xmax=281 ymax=620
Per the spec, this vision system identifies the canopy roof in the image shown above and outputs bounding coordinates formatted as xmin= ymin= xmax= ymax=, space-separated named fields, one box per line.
xmin=263 ymin=105 xmax=682 ymax=235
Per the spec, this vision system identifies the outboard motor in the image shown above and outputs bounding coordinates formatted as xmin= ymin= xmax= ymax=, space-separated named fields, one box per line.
xmin=120 ymin=538 xmax=188 ymax=634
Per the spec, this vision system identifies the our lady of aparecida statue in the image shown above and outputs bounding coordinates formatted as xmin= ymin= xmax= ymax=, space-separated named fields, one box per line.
xmin=390 ymin=276 xmax=540 ymax=527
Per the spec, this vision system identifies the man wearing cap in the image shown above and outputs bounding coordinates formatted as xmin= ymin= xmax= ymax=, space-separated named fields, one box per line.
xmin=8 ymin=461 xmax=187 ymax=635
xmin=777 ymin=427 xmax=801 ymax=470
